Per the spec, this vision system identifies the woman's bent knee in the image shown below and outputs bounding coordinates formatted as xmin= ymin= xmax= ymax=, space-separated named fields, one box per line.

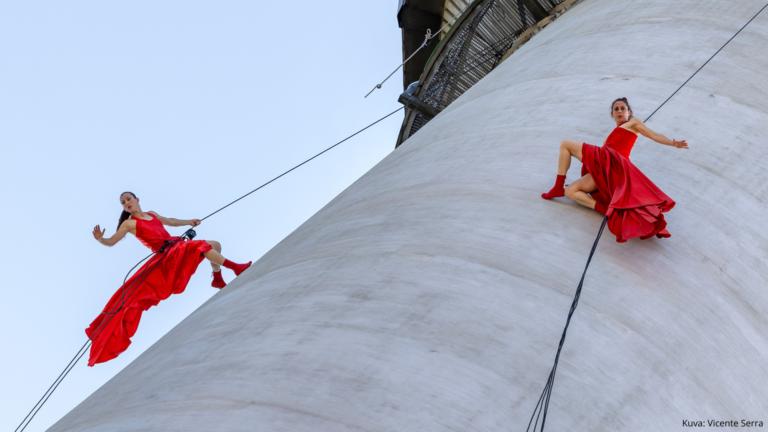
xmin=561 ymin=140 xmax=581 ymax=153
xmin=564 ymin=184 xmax=577 ymax=199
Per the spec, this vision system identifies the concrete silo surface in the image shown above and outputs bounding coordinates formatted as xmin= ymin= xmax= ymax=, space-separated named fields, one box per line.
xmin=50 ymin=0 xmax=768 ymax=430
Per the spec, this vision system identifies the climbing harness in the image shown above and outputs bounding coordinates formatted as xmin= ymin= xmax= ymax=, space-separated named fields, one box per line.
xmin=109 ymin=229 xmax=197 ymax=316
xmin=365 ymin=0 xmax=476 ymax=98
xmin=525 ymin=3 xmax=768 ymax=431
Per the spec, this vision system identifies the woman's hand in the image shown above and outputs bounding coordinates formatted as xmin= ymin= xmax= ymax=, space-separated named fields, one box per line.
xmin=93 ymin=225 xmax=106 ymax=241
xmin=671 ymin=139 xmax=689 ymax=149
xmin=190 ymin=219 xmax=202 ymax=227
xmin=93 ymin=221 xmax=130 ymax=247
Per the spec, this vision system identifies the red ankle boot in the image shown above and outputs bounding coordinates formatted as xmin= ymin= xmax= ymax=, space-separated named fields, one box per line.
xmin=223 ymin=259 xmax=252 ymax=276
xmin=541 ymin=175 xmax=566 ymax=199
xmin=594 ymin=201 xmax=609 ymax=215
xmin=211 ymin=270 xmax=226 ymax=289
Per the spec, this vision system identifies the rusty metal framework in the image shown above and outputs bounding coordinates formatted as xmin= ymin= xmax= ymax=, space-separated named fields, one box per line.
xmin=398 ymin=0 xmax=568 ymax=146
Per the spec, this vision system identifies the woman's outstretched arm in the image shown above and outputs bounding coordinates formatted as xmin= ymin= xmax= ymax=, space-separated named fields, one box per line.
xmin=631 ymin=118 xmax=689 ymax=149
xmin=149 ymin=211 xmax=201 ymax=228
xmin=93 ymin=220 xmax=133 ymax=247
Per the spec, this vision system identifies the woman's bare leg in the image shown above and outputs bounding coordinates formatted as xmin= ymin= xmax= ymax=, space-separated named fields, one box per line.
xmin=565 ymin=174 xmax=598 ymax=209
xmin=557 ymin=140 xmax=584 ymax=175
xmin=543 ymin=140 xmax=585 ymax=199
xmin=204 ymin=240 xmax=224 ymax=271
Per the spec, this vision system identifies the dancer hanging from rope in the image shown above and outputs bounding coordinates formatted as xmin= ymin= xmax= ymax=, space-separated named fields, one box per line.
xmin=87 ymin=191 xmax=252 ymax=366
xmin=541 ymin=97 xmax=688 ymax=242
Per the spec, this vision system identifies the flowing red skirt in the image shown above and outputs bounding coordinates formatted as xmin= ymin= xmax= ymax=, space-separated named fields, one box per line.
xmin=86 ymin=239 xmax=212 ymax=366
xmin=581 ymin=143 xmax=675 ymax=243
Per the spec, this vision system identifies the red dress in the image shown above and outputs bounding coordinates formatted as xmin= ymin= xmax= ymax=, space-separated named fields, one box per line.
xmin=580 ymin=122 xmax=675 ymax=243
xmin=86 ymin=214 xmax=212 ymax=366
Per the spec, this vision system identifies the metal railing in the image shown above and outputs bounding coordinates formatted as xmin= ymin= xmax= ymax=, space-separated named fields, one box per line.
xmin=398 ymin=0 xmax=569 ymax=146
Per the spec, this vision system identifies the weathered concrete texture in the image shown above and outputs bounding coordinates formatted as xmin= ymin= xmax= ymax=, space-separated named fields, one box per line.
xmin=51 ymin=0 xmax=768 ymax=430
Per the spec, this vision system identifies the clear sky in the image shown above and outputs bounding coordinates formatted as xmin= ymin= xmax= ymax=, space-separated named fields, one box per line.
xmin=0 ymin=2 xmax=406 ymax=430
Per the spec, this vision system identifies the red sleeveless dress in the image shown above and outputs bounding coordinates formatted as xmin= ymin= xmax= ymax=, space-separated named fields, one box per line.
xmin=580 ymin=122 xmax=675 ymax=243
xmin=86 ymin=214 xmax=212 ymax=366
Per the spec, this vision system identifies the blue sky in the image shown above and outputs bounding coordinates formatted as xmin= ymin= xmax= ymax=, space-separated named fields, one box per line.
xmin=0 ymin=2 xmax=406 ymax=430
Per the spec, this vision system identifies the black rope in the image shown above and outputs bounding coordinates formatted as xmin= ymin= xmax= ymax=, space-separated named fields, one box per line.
xmin=525 ymin=217 xmax=607 ymax=432
xmin=525 ymin=4 xmax=767 ymax=430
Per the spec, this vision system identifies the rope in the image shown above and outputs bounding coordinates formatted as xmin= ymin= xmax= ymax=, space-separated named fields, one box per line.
xmin=525 ymin=4 xmax=767 ymax=430
xmin=15 ymin=233 xmax=192 ymax=432
xmin=365 ymin=0 xmax=475 ymax=98
xmin=525 ymin=217 xmax=607 ymax=432
xmin=365 ymin=29 xmax=432 ymax=98
xmin=200 ymin=105 xmax=405 ymax=221
xmin=644 ymin=2 xmax=768 ymax=123
xmin=14 ymin=104 xmax=408 ymax=431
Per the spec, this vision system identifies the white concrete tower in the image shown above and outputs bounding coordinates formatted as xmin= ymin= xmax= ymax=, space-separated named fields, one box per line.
xmin=50 ymin=0 xmax=768 ymax=430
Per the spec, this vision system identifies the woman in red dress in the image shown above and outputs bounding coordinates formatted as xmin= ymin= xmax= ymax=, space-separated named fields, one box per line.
xmin=541 ymin=98 xmax=688 ymax=242
xmin=87 ymin=191 xmax=251 ymax=366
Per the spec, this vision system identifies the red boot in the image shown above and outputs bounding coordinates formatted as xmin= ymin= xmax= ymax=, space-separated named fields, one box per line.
xmin=594 ymin=201 xmax=609 ymax=215
xmin=223 ymin=259 xmax=252 ymax=276
xmin=541 ymin=175 xmax=566 ymax=199
xmin=211 ymin=270 xmax=226 ymax=289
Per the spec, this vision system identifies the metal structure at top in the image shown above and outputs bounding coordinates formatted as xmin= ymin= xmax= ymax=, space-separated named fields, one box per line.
xmin=396 ymin=0 xmax=578 ymax=146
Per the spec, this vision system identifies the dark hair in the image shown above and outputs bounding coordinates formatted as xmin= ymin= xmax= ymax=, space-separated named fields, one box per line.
xmin=117 ymin=191 xmax=136 ymax=231
xmin=610 ymin=97 xmax=633 ymax=119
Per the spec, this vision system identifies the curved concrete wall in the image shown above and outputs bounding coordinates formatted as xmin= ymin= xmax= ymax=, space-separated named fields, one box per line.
xmin=51 ymin=0 xmax=768 ymax=430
